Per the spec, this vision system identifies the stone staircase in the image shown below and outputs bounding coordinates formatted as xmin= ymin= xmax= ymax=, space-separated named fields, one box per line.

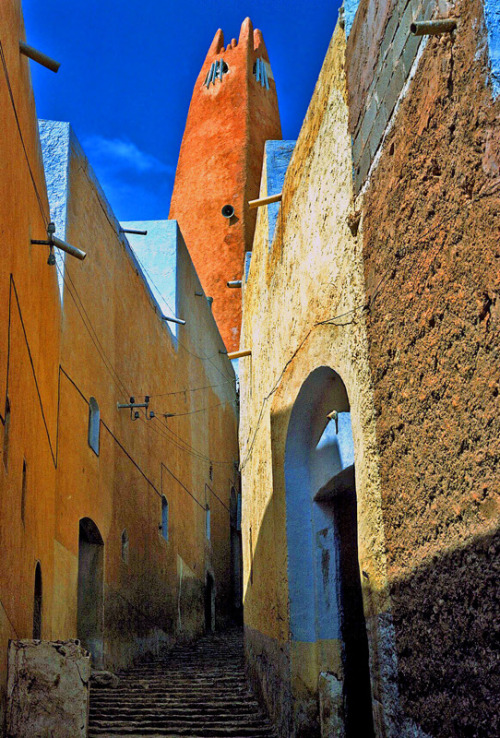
xmin=88 ymin=628 xmax=276 ymax=737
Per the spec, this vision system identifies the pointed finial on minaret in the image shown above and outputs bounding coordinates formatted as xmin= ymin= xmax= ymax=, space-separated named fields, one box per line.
xmin=208 ymin=28 xmax=225 ymax=56
xmin=239 ymin=17 xmax=254 ymax=45
xmin=253 ymin=28 xmax=269 ymax=60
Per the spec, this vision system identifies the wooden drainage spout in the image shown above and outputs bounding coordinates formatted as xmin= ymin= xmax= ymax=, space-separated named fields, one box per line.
xmin=248 ymin=193 xmax=282 ymax=209
xmin=19 ymin=41 xmax=60 ymax=72
xmin=410 ymin=19 xmax=456 ymax=36
xmin=227 ymin=349 xmax=252 ymax=360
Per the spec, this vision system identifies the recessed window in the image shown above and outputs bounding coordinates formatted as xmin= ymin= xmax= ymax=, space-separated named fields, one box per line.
xmin=21 ymin=459 xmax=27 ymax=524
xmin=206 ymin=505 xmax=211 ymax=540
xmin=161 ymin=496 xmax=169 ymax=541
xmin=3 ymin=396 xmax=11 ymax=468
xmin=121 ymin=529 xmax=129 ymax=564
xmin=204 ymin=59 xmax=229 ymax=87
xmin=253 ymin=58 xmax=269 ymax=89
xmin=88 ymin=397 xmax=100 ymax=455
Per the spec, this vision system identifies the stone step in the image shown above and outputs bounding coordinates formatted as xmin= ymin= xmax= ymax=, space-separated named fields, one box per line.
xmin=88 ymin=629 xmax=275 ymax=738
xmin=89 ymin=724 xmax=274 ymax=737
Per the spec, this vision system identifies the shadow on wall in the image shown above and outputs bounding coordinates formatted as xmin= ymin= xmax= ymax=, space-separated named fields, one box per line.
xmin=245 ymin=436 xmax=499 ymax=738
xmin=388 ymin=526 xmax=499 ymax=738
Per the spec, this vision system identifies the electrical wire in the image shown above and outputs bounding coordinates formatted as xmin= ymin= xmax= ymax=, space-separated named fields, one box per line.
xmin=56 ymin=263 xmax=131 ymax=398
xmin=151 ymin=416 xmax=236 ymax=466
xmin=146 ymin=376 xmax=238 ymax=398
xmin=131 ymin=248 xmax=234 ymax=382
xmin=2 ymin=34 xmax=238 ymax=467
xmin=0 ymin=37 xmax=50 ymax=230
xmin=59 ymin=264 xmax=237 ymax=466
xmin=157 ymin=398 xmax=237 ymax=418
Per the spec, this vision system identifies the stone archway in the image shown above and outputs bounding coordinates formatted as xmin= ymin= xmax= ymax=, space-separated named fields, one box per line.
xmin=77 ymin=517 xmax=104 ymax=667
xmin=284 ymin=366 xmax=374 ymax=737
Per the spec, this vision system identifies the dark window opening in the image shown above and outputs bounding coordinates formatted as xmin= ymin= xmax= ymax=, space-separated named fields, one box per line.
xmin=206 ymin=505 xmax=211 ymax=540
xmin=121 ymin=529 xmax=129 ymax=563
xmin=204 ymin=59 xmax=229 ymax=87
xmin=253 ymin=58 xmax=270 ymax=89
xmin=3 ymin=396 xmax=11 ymax=468
xmin=21 ymin=459 xmax=27 ymax=524
xmin=161 ymin=496 xmax=169 ymax=541
xmin=88 ymin=397 xmax=100 ymax=455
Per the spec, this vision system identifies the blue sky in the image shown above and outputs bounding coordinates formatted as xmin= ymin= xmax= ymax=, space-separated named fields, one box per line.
xmin=23 ymin=0 xmax=342 ymax=221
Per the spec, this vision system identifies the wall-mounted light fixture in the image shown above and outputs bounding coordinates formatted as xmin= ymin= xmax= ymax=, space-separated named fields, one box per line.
xmin=227 ymin=280 xmax=242 ymax=288
xmin=117 ymin=396 xmax=154 ymax=420
xmin=31 ymin=222 xmax=86 ymax=265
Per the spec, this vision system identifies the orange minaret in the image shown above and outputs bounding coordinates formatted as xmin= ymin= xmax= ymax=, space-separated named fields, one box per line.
xmin=169 ymin=18 xmax=282 ymax=351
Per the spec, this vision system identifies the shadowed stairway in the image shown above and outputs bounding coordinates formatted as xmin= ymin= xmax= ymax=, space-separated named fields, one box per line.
xmin=88 ymin=628 xmax=276 ymax=737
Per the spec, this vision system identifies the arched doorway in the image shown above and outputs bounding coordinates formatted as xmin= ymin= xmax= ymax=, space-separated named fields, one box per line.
xmin=204 ymin=572 xmax=215 ymax=632
xmin=284 ymin=367 xmax=374 ymax=737
xmin=33 ymin=562 xmax=42 ymax=639
xmin=77 ymin=518 xmax=104 ymax=667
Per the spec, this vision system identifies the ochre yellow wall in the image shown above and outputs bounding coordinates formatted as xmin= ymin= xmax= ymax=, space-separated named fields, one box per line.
xmin=0 ymin=0 xmax=61 ymax=725
xmin=0 ymin=0 xmax=239 ymax=728
xmin=239 ymin=24 xmax=394 ymax=738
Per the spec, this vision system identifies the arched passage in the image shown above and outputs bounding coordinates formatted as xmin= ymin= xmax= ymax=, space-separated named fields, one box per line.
xmin=284 ymin=366 xmax=374 ymax=736
xmin=77 ymin=517 xmax=104 ymax=667
xmin=33 ymin=561 xmax=42 ymax=639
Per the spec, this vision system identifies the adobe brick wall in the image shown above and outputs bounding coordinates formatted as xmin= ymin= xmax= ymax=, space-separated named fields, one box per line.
xmin=347 ymin=0 xmax=437 ymax=192
xmin=357 ymin=0 xmax=500 ymax=734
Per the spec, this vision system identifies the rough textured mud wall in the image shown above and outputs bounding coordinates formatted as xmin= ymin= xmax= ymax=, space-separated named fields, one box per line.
xmin=240 ymin=24 xmax=399 ymax=738
xmin=6 ymin=640 xmax=91 ymax=738
xmin=358 ymin=1 xmax=500 ymax=734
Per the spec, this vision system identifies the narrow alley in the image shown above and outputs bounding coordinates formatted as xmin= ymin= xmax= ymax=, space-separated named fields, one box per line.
xmin=88 ymin=629 xmax=275 ymax=737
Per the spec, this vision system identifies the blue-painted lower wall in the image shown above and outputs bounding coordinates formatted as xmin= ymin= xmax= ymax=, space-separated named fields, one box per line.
xmin=484 ymin=0 xmax=500 ymax=97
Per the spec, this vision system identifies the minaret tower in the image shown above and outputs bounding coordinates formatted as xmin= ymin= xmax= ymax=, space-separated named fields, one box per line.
xmin=169 ymin=18 xmax=282 ymax=351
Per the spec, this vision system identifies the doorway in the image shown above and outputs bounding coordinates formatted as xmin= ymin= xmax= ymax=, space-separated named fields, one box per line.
xmin=33 ymin=562 xmax=42 ymax=639
xmin=77 ymin=518 xmax=104 ymax=667
xmin=284 ymin=366 xmax=374 ymax=736
xmin=204 ymin=572 xmax=215 ymax=632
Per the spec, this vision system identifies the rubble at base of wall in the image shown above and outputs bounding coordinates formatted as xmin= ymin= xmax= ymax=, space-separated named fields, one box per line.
xmin=6 ymin=639 xmax=91 ymax=738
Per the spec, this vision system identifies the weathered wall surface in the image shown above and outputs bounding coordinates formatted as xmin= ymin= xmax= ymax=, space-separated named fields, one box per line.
xmin=357 ymin=0 xmax=500 ymax=734
xmin=0 ymin=0 xmax=61 ymax=729
xmin=347 ymin=0 xmax=437 ymax=192
xmin=241 ymin=1 xmax=499 ymax=737
xmin=169 ymin=18 xmax=282 ymax=351
xmin=240 ymin=24 xmax=399 ymax=738
xmin=6 ymin=640 xmax=91 ymax=738
xmin=0 ymin=2 xmax=239 ymax=730
xmin=48 ymin=122 xmax=239 ymax=668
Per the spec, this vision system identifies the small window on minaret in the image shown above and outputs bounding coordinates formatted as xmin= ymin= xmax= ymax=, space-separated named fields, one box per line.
xmin=204 ymin=59 xmax=229 ymax=87
xmin=253 ymin=58 xmax=269 ymax=89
